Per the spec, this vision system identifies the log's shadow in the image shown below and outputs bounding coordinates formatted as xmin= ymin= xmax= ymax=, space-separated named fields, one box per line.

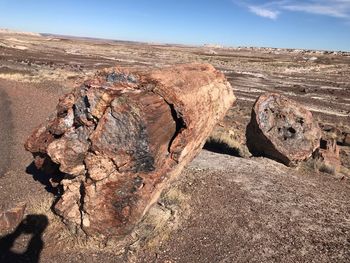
xmin=0 ymin=214 xmax=48 ymax=263
xmin=25 ymin=162 xmax=63 ymax=196
xmin=203 ymin=140 xmax=240 ymax=156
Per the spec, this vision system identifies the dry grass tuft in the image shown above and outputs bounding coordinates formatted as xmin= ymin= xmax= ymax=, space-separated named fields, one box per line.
xmin=26 ymin=195 xmax=55 ymax=215
xmin=206 ymin=129 xmax=251 ymax=158
xmin=340 ymin=166 xmax=350 ymax=178
xmin=0 ymin=68 xmax=82 ymax=83
xmin=311 ymin=156 xmax=339 ymax=176
xmin=317 ymin=162 xmax=337 ymax=175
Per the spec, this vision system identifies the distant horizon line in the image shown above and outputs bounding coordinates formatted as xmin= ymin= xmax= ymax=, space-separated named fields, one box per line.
xmin=1 ymin=27 xmax=349 ymax=53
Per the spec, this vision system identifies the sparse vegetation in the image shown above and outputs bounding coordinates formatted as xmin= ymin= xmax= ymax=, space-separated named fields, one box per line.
xmin=206 ymin=129 xmax=251 ymax=158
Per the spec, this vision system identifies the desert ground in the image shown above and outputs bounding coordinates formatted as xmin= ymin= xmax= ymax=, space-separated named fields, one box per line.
xmin=0 ymin=31 xmax=349 ymax=262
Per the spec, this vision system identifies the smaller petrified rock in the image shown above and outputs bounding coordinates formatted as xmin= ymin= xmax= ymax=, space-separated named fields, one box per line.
xmin=313 ymin=139 xmax=341 ymax=174
xmin=0 ymin=203 xmax=26 ymax=232
xmin=246 ymin=93 xmax=321 ymax=166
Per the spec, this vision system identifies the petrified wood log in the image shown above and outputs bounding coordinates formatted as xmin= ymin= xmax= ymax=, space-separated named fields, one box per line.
xmin=246 ymin=93 xmax=321 ymax=166
xmin=25 ymin=63 xmax=235 ymax=237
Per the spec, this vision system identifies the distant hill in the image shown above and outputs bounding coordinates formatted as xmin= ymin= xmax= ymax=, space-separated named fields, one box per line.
xmin=0 ymin=28 xmax=41 ymax=36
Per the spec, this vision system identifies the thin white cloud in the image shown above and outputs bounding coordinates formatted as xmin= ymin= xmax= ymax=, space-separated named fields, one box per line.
xmin=235 ymin=0 xmax=350 ymax=20
xmin=282 ymin=3 xmax=349 ymax=18
xmin=248 ymin=6 xmax=279 ymax=19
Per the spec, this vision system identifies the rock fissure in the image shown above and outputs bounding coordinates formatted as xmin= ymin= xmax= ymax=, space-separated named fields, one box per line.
xmin=78 ymin=181 xmax=87 ymax=234
xmin=167 ymin=103 xmax=187 ymax=154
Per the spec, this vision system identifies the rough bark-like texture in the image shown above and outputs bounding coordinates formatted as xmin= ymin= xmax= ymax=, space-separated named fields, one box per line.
xmin=0 ymin=203 xmax=26 ymax=232
xmin=25 ymin=63 xmax=235 ymax=238
xmin=246 ymin=93 xmax=321 ymax=166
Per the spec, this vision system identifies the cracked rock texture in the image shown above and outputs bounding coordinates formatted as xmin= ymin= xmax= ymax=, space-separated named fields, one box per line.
xmin=25 ymin=63 xmax=235 ymax=238
xmin=246 ymin=93 xmax=321 ymax=166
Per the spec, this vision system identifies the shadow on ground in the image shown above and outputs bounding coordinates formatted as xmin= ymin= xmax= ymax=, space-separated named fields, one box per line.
xmin=0 ymin=214 xmax=48 ymax=263
xmin=25 ymin=162 xmax=63 ymax=196
xmin=203 ymin=140 xmax=240 ymax=156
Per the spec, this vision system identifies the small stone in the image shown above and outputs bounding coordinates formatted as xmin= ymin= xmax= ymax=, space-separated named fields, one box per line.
xmin=344 ymin=133 xmax=350 ymax=146
xmin=0 ymin=202 xmax=26 ymax=232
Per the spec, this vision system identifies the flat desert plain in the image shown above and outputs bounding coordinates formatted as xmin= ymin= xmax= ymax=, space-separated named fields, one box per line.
xmin=0 ymin=31 xmax=349 ymax=262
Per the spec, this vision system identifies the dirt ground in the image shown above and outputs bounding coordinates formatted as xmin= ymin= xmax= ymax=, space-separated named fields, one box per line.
xmin=0 ymin=31 xmax=349 ymax=262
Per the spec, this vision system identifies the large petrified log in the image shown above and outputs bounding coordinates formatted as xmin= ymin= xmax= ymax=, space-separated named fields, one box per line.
xmin=25 ymin=63 xmax=235 ymax=237
xmin=246 ymin=93 xmax=321 ymax=166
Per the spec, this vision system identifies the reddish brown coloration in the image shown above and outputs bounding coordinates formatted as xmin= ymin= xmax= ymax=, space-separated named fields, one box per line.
xmin=246 ymin=93 xmax=321 ymax=166
xmin=25 ymin=63 xmax=235 ymax=237
xmin=313 ymin=139 xmax=341 ymax=174
xmin=0 ymin=202 xmax=26 ymax=232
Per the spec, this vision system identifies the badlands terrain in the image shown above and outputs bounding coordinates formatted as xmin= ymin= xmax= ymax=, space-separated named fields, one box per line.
xmin=0 ymin=30 xmax=349 ymax=262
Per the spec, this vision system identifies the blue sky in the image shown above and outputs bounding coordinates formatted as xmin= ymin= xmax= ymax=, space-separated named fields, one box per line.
xmin=0 ymin=0 xmax=349 ymax=51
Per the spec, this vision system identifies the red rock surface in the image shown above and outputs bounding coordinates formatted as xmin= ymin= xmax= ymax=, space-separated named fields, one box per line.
xmin=0 ymin=202 xmax=26 ymax=232
xmin=246 ymin=93 xmax=321 ymax=166
xmin=25 ymin=63 xmax=235 ymax=237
